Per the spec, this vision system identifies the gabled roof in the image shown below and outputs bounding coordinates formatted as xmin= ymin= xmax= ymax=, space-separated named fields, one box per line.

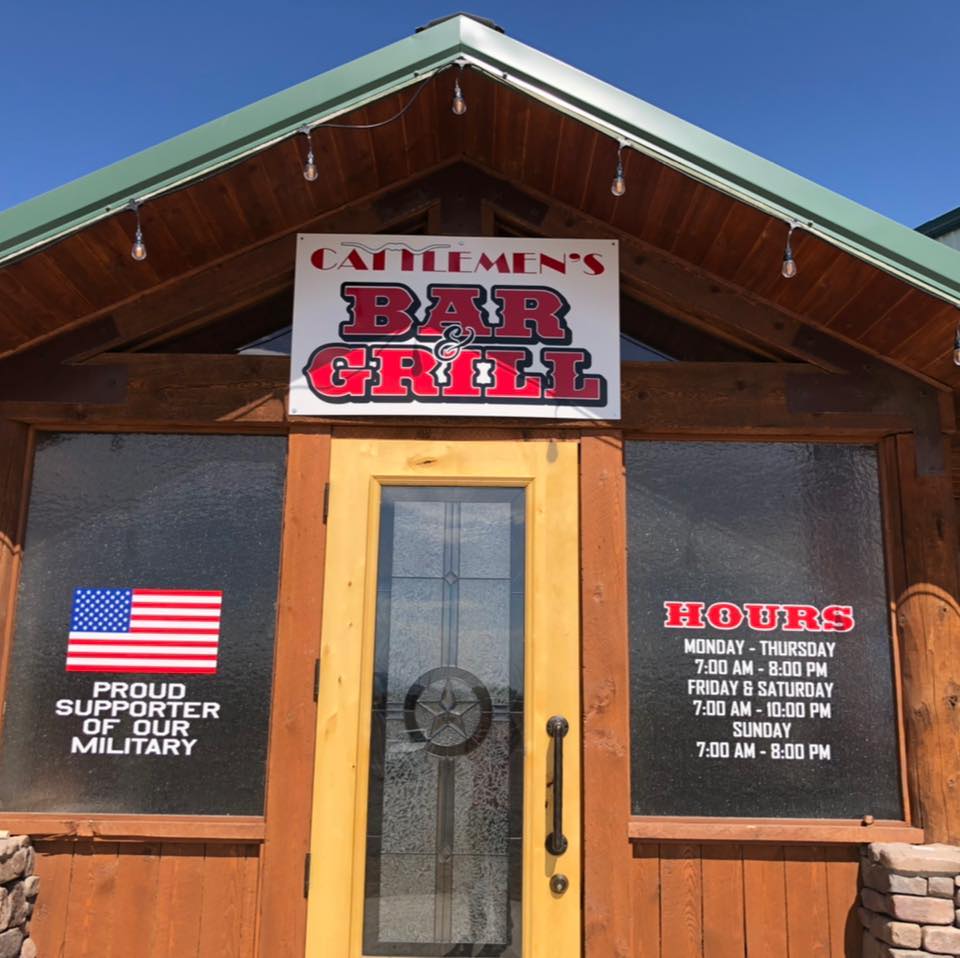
xmin=918 ymin=206 xmax=960 ymax=240
xmin=1 ymin=14 xmax=958 ymax=306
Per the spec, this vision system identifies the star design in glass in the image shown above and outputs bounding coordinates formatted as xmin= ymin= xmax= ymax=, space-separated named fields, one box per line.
xmin=418 ymin=677 xmax=478 ymax=743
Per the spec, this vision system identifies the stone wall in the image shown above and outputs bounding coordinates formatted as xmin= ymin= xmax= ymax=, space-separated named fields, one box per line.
xmin=0 ymin=834 xmax=38 ymax=958
xmin=861 ymin=843 xmax=960 ymax=956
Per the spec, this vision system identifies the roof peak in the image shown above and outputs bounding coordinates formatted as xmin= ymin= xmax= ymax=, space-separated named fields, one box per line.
xmin=416 ymin=13 xmax=504 ymax=34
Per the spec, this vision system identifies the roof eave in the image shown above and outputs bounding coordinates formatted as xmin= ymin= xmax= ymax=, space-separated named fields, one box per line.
xmin=455 ymin=18 xmax=960 ymax=307
xmin=0 ymin=17 xmax=468 ymax=264
xmin=1 ymin=13 xmax=958 ymax=309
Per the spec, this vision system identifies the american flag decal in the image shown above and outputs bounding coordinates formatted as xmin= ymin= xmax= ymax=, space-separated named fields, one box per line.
xmin=66 ymin=588 xmax=222 ymax=674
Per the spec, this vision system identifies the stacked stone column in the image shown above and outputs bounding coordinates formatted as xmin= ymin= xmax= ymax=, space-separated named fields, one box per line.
xmin=0 ymin=835 xmax=38 ymax=958
xmin=861 ymin=844 xmax=960 ymax=956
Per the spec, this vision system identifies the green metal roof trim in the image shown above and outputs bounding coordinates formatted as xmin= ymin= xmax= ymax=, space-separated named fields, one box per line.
xmin=1 ymin=14 xmax=959 ymax=307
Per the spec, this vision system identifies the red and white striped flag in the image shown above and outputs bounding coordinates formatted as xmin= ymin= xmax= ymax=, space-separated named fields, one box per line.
xmin=66 ymin=587 xmax=222 ymax=674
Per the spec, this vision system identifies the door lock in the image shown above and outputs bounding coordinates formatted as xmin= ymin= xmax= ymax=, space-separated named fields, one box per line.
xmin=549 ymin=873 xmax=569 ymax=895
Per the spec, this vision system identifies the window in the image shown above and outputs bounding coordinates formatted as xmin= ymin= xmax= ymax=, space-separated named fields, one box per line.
xmin=0 ymin=433 xmax=286 ymax=815
xmin=625 ymin=441 xmax=902 ymax=820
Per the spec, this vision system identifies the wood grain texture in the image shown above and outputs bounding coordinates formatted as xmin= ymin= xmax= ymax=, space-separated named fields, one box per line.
xmin=257 ymin=430 xmax=331 ymax=958
xmin=892 ymin=434 xmax=960 ymax=842
xmin=627 ymin=818 xmax=920 ymax=844
xmin=659 ymin=844 xmax=702 ymax=958
xmin=0 ymin=356 xmax=917 ymax=440
xmin=0 ymin=814 xmax=264 ymax=842
xmin=107 ymin=844 xmax=162 ymax=958
xmin=784 ymin=846 xmax=831 ymax=957
xmin=622 ymin=843 xmax=857 ymax=955
xmin=29 ymin=840 xmax=75 ymax=955
xmin=742 ymin=846 xmax=788 ymax=956
xmin=31 ymin=842 xmax=260 ymax=958
xmin=701 ymin=844 xmax=745 ymax=958
xmin=631 ymin=842 xmax=661 ymax=957
xmin=0 ymin=420 xmax=30 ymax=731
xmin=824 ymin=845 xmax=861 ymax=958
xmin=581 ymin=432 xmax=633 ymax=958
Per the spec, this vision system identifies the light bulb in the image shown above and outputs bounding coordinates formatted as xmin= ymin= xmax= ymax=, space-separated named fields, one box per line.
xmin=452 ymin=79 xmax=467 ymax=116
xmin=131 ymin=227 xmax=147 ymax=262
xmin=303 ymin=148 xmax=318 ymax=182
xmin=610 ymin=147 xmax=626 ymax=196
xmin=611 ymin=165 xmax=626 ymax=197
xmin=781 ymin=251 xmax=797 ymax=279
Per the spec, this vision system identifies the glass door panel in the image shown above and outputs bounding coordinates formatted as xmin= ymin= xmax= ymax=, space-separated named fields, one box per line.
xmin=306 ymin=439 xmax=580 ymax=958
xmin=364 ymin=487 xmax=524 ymax=955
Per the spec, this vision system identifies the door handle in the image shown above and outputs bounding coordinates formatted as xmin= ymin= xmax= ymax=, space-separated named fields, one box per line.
xmin=546 ymin=715 xmax=569 ymax=856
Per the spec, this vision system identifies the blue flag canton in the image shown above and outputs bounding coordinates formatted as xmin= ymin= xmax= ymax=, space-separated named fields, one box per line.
xmin=70 ymin=588 xmax=133 ymax=633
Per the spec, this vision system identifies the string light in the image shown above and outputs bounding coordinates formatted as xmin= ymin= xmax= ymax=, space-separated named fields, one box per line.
xmin=300 ymin=126 xmax=318 ymax=182
xmin=129 ymin=201 xmax=147 ymax=262
xmin=103 ymin=64 xmax=858 ymax=309
xmin=611 ymin=144 xmax=626 ymax=197
xmin=781 ymin=222 xmax=799 ymax=279
xmin=452 ymin=68 xmax=467 ymax=116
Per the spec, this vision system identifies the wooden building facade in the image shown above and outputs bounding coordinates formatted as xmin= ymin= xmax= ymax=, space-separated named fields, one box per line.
xmin=1 ymin=15 xmax=959 ymax=957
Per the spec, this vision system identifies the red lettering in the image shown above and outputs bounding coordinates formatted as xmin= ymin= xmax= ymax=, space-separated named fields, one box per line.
xmin=476 ymin=252 xmax=510 ymax=273
xmin=663 ymin=601 xmax=706 ymax=629
xmin=369 ymin=347 xmax=440 ymax=399
xmin=491 ymin=287 xmax=571 ymax=342
xmin=341 ymin=249 xmax=367 ymax=270
xmin=743 ymin=603 xmax=782 ymax=631
xmin=441 ymin=349 xmax=484 ymax=398
xmin=542 ymin=349 xmax=604 ymax=403
xmin=782 ymin=605 xmax=822 ymax=632
xmin=485 ymin=349 xmax=543 ymax=399
xmin=303 ymin=345 xmax=374 ymax=399
xmin=309 ymin=247 xmax=339 ymax=270
xmin=512 ymin=252 xmax=536 ymax=274
xmin=705 ymin=602 xmax=745 ymax=630
xmin=539 ymin=253 xmax=566 ymax=275
xmin=582 ymin=253 xmax=605 ymax=276
xmin=339 ymin=284 xmax=418 ymax=339
xmin=419 ymin=286 xmax=493 ymax=338
xmin=821 ymin=605 xmax=855 ymax=633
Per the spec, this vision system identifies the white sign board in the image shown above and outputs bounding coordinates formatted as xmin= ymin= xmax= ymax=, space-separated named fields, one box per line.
xmin=289 ymin=235 xmax=620 ymax=418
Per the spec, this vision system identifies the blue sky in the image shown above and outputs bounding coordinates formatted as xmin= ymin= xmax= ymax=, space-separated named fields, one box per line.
xmin=2 ymin=1 xmax=957 ymax=228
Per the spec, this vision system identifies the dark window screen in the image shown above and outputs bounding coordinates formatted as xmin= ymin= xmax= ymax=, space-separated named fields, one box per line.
xmin=626 ymin=441 xmax=902 ymax=820
xmin=0 ymin=433 xmax=286 ymax=815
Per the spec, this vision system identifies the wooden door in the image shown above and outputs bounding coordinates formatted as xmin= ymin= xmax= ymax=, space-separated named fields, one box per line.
xmin=305 ymin=438 xmax=581 ymax=957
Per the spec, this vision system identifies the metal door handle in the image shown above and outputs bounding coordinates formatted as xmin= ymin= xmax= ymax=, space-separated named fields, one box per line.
xmin=546 ymin=715 xmax=569 ymax=856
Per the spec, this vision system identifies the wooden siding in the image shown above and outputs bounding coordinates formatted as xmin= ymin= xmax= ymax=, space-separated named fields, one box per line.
xmin=629 ymin=843 xmax=860 ymax=958
xmin=30 ymin=841 xmax=260 ymax=957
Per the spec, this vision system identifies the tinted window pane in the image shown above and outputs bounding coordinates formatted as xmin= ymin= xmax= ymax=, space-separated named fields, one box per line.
xmin=627 ymin=441 xmax=902 ymax=820
xmin=0 ymin=433 xmax=286 ymax=815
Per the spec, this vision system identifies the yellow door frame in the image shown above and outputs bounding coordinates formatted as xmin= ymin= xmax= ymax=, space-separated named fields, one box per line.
xmin=305 ymin=437 xmax=581 ymax=957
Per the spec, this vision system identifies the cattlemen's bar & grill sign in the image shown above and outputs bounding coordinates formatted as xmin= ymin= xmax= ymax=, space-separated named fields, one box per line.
xmin=288 ymin=235 xmax=621 ymax=418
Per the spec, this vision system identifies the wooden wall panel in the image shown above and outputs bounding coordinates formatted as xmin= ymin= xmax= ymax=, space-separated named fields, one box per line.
xmin=621 ymin=844 xmax=860 ymax=957
xmin=888 ymin=434 xmax=960 ymax=842
xmin=743 ymin=847 xmax=788 ymax=956
xmin=581 ymin=433 xmax=633 ymax=958
xmin=0 ymin=420 xmax=30 ymax=716
xmin=30 ymin=842 xmax=260 ymax=958
xmin=701 ymin=844 xmax=744 ymax=958
xmin=257 ymin=429 xmax=330 ymax=958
